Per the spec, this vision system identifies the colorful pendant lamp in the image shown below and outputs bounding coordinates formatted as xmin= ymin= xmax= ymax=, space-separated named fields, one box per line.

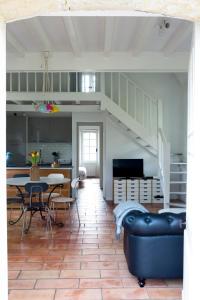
xmin=33 ymin=51 xmax=60 ymax=113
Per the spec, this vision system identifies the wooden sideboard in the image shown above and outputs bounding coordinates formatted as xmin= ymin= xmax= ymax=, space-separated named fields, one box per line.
xmin=7 ymin=168 xmax=72 ymax=208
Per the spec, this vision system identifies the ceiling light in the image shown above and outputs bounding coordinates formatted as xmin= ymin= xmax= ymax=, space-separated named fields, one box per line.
xmin=33 ymin=51 xmax=60 ymax=113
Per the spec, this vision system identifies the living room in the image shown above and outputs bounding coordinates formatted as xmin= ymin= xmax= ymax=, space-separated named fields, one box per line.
xmin=1 ymin=2 xmax=200 ymax=300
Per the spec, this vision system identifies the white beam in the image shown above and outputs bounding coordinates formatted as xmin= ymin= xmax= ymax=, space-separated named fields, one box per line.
xmin=6 ymin=104 xmax=100 ymax=112
xmin=0 ymin=22 xmax=8 ymax=300
xmin=31 ymin=17 xmax=52 ymax=51
xmin=11 ymin=100 xmax=22 ymax=104
xmin=7 ymin=51 xmax=189 ymax=72
xmin=104 ymin=17 xmax=116 ymax=56
xmin=62 ymin=17 xmax=81 ymax=57
xmin=163 ymin=23 xmax=192 ymax=56
xmin=7 ymin=92 xmax=104 ymax=102
xmin=7 ymin=31 xmax=25 ymax=57
xmin=132 ymin=18 xmax=158 ymax=56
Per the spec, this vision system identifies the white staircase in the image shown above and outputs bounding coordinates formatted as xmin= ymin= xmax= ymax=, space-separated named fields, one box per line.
xmin=100 ymin=72 xmax=173 ymax=207
xmin=101 ymin=73 xmax=159 ymax=155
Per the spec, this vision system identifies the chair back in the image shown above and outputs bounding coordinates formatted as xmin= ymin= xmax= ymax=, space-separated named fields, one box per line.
xmin=25 ymin=182 xmax=49 ymax=206
xmin=48 ymin=173 xmax=64 ymax=195
xmin=48 ymin=173 xmax=64 ymax=179
xmin=71 ymin=178 xmax=79 ymax=199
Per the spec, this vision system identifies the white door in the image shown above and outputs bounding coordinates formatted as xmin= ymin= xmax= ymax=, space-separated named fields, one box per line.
xmin=79 ymin=127 xmax=99 ymax=177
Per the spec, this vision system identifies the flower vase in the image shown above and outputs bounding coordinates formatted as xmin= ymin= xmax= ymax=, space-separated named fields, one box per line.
xmin=30 ymin=165 xmax=40 ymax=181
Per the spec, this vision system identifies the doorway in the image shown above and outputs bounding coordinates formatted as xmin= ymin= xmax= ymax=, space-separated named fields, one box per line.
xmin=77 ymin=122 xmax=103 ymax=189
xmin=79 ymin=126 xmax=100 ymax=178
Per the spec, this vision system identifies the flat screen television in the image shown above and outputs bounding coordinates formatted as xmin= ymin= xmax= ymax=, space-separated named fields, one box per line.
xmin=113 ymin=159 xmax=143 ymax=178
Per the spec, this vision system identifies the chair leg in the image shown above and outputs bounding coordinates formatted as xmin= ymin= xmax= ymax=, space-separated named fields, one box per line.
xmin=24 ymin=211 xmax=33 ymax=234
xmin=46 ymin=209 xmax=53 ymax=238
xmin=50 ymin=201 xmax=56 ymax=222
xmin=75 ymin=201 xmax=81 ymax=228
xmin=21 ymin=209 xmax=27 ymax=239
xmin=40 ymin=209 xmax=45 ymax=220
xmin=68 ymin=203 xmax=72 ymax=232
xmin=8 ymin=206 xmax=13 ymax=223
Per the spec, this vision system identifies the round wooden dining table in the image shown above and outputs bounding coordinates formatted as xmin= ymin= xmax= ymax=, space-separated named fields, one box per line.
xmin=7 ymin=176 xmax=70 ymax=187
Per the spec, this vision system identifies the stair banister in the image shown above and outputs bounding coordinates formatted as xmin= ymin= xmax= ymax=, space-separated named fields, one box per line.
xmin=100 ymin=73 xmax=105 ymax=94
xmin=158 ymin=128 xmax=170 ymax=208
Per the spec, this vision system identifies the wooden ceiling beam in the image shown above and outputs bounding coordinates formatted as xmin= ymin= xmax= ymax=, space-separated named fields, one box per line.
xmin=162 ymin=23 xmax=192 ymax=56
xmin=7 ymin=31 xmax=26 ymax=57
xmin=104 ymin=17 xmax=116 ymax=56
xmin=132 ymin=18 xmax=158 ymax=56
xmin=31 ymin=17 xmax=52 ymax=51
xmin=62 ymin=17 xmax=81 ymax=57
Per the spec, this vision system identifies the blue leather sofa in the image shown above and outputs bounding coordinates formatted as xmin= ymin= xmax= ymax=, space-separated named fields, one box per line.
xmin=123 ymin=211 xmax=186 ymax=287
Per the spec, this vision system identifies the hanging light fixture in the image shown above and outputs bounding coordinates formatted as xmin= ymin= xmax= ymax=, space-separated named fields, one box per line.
xmin=33 ymin=51 xmax=60 ymax=113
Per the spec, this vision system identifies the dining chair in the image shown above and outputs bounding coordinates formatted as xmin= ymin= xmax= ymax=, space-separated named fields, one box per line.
xmin=50 ymin=177 xmax=80 ymax=227
xmin=7 ymin=174 xmax=29 ymax=225
xmin=21 ymin=182 xmax=52 ymax=238
xmin=42 ymin=173 xmax=64 ymax=200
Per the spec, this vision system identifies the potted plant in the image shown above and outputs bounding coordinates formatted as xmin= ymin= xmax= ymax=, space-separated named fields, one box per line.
xmin=29 ymin=151 xmax=40 ymax=181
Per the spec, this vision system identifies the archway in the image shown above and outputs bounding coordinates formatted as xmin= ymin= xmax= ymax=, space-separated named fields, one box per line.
xmin=1 ymin=2 xmax=199 ymax=300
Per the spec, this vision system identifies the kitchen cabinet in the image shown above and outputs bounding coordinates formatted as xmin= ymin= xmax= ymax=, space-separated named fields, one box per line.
xmin=28 ymin=117 xmax=72 ymax=143
xmin=6 ymin=115 xmax=26 ymax=165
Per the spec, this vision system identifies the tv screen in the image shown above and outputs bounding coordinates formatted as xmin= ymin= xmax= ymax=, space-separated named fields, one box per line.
xmin=113 ymin=159 xmax=143 ymax=178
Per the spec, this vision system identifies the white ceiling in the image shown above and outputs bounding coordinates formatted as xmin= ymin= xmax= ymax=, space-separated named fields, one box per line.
xmin=6 ymin=16 xmax=192 ymax=57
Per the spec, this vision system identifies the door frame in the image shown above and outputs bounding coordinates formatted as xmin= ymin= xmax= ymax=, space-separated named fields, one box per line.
xmin=77 ymin=122 xmax=103 ymax=188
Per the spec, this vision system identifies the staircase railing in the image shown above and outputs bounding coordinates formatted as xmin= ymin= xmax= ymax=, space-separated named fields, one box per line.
xmin=103 ymin=72 xmax=158 ymax=147
xmin=158 ymin=128 xmax=170 ymax=208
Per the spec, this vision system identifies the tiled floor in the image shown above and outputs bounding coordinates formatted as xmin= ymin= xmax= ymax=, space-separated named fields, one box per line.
xmin=8 ymin=179 xmax=182 ymax=300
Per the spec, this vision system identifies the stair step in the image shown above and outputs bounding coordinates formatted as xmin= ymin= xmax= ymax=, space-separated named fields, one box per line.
xmin=170 ymin=162 xmax=187 ymax=165
xmin=170 ymin=171 xmax=187 ymax=174
xmin=169 ymin=202 xmax=186 ymax=208
xmin=170 ymin=192 xmax=186 ymax=195
xmin=170 ymin=181 xmax=187 ymax=184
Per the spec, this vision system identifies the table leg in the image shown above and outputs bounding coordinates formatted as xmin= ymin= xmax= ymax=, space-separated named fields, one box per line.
xmin=8 ymin=186 xmax=25 ymax=225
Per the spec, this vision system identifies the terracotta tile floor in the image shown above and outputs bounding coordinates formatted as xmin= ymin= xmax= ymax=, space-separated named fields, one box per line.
xmin=8 ymin=179 xmax=182 ymax=300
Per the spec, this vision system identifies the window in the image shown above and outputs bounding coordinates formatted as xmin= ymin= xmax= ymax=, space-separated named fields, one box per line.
xmin=81 ymin=73 xmax=96 ymax=92
xmin=81 ymin=131 xmax=97 ymax=162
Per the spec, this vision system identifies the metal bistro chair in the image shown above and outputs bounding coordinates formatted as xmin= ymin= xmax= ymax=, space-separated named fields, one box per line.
xmin=50 ymin=177 xmax=80 ymax=228
xmin=7 ymin=174 xmax=29 ymax=225
xmin=42 ymin=173 xmax=64 ymax=200
xmin=21 ymin=182 xmax=52 ymax=238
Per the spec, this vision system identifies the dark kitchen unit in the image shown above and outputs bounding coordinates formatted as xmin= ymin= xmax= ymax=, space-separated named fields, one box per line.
xmin=6 ymin=113 xmax=72 ymax=167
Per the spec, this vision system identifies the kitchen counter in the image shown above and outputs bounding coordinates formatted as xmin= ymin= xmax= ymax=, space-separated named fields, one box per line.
xmin=6 ymin=166 xmax=73 ymax=170
xmin=7 ymin=165 xmax=73 ymax=170
xmin=7 ymin=167 xmax=72 ymax=198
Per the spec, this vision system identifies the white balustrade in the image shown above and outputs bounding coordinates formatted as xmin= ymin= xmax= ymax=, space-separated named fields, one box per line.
xmin=107 ymin=72 xmax=159 ymax=142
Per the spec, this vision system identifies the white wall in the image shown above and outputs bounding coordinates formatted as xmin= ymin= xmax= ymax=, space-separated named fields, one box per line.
xmin=72 ymin=111 xmax=157 ymax=200
xmin=125 ymin=73 xmax=188 ymax=156
xmin=104 ymin=115 xmax=157 ymax=200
